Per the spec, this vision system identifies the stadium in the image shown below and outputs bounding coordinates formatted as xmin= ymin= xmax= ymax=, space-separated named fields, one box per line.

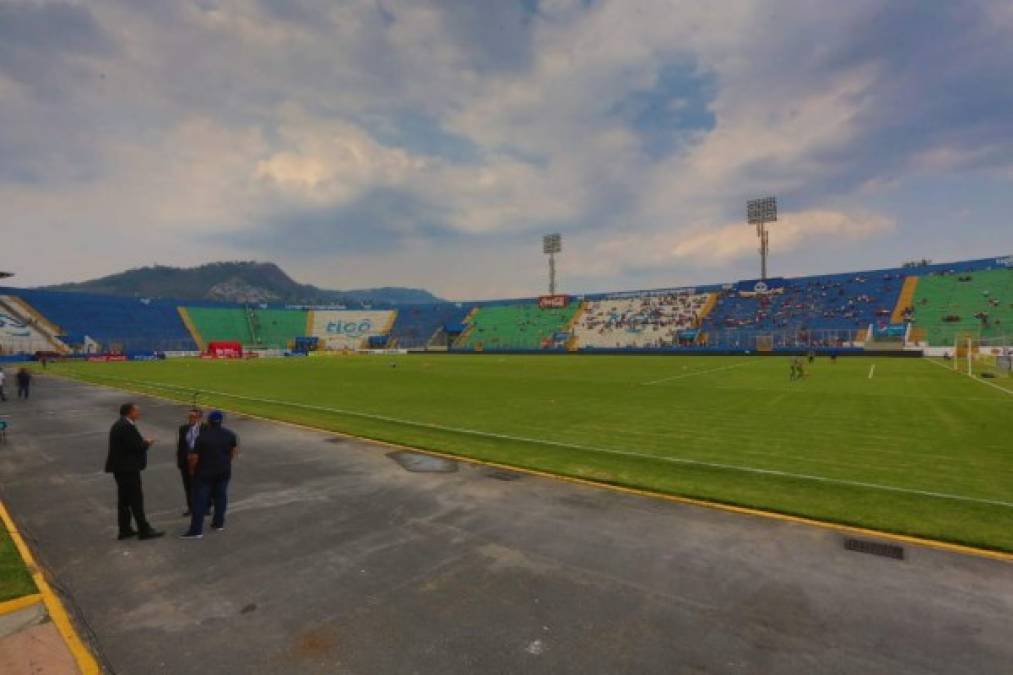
xmin=3 ymin=3 xmax=1013 ymax=674
xmin=2 ymin=248 xmax=1012 ymax=672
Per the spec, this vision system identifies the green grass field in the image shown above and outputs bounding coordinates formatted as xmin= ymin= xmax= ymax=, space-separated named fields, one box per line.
xmin=48 ymin=354 xmax=1013 ymax=552
xmin=0 ymin=525 xmax=36 ymax=602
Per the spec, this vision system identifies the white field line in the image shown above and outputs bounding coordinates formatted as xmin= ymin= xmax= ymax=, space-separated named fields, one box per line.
xmin=924 ymin=357 xmax=1013 ymax=396
xmin=642 ymin=361 xmax=752 ymax=386
xmin=68 ymin=370 xmax=1013 ymax=510
xmin=868 ymin=364 xmax=876 ymax=379
xmin=708 ymin=384 xmax=1010 ymax=404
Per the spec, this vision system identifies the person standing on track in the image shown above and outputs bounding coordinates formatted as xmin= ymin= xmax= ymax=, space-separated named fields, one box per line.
xmin=16 ymin=368 xmax=31 ymax=400
xmin=105 ymin=403 xmax=164 ymax=541
xmin=177 ymin=408 xmax=204 ymax=516
xmin=181 ymin=410 xmax=238 ymax=540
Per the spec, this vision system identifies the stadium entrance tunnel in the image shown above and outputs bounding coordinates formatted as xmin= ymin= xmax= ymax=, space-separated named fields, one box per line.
xmin=387 ymin=450 xmax=459 ymax=473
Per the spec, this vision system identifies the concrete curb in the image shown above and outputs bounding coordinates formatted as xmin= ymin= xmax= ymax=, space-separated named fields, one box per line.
xmin=0 ymin=500 xmax=101 ymax=674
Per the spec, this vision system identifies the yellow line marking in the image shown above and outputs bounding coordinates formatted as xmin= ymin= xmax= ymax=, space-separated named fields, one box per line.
xmin=0 ymin=500 xmax=101 ymax=674
xmin=43 ymin=368 xmax=1013 ymax=563
xmin=0 ymin=592 xmax=43 ymax=616
xmin=891 ymin=275 xmax=918 ymax=324
xmin=177 ymin=306 xmax=205 ymax=352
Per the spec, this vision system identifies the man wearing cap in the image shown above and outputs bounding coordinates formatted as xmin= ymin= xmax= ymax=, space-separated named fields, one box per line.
xmin=181 ymin=410 xmax=238 ymax=539
xmin=176 ymin=409 xmax=204 ymax=516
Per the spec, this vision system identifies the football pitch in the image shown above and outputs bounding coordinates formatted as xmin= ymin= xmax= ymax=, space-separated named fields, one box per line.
xmin=48 ymin=354 xmax=1013 ymax=552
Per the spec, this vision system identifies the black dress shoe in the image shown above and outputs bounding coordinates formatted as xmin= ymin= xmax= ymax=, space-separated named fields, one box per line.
xmin=138 ymin=529 xmax=165 ymax=540
xmin=117 ymin=530 xmax=139 ymax=540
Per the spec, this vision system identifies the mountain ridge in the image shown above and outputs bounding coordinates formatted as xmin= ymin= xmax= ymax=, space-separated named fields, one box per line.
xmin=39 ymin=261 xmax=443 ymax=306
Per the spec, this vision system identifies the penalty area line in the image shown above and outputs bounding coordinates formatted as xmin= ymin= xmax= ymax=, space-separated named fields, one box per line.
xmin=642 ymin=361 xmax=752 ymax=386
xmin=66 ymin=370 xmax=1013 ymax=511
xmin=868 ymin=364 xmax=876 ymax=379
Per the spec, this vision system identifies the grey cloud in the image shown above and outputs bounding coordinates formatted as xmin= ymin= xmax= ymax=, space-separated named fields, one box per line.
xmin=772 ymin=3 xmax=1013 ymax=205
xmin=0 ymin=1 xmax=113 ymax=97
xmin=2 ymin=0 xmax=1012 ymax=294
xmin=0 ymin=2 xmax=117 ymax=184
xmin=427 ymin=0 xmax=540 ymax=74
xmin=218 ymin=187 xmax=454 ymax=256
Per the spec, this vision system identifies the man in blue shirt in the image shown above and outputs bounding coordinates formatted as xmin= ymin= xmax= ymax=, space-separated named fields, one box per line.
xmin=180 ymin=410 xmax=239 ymax=539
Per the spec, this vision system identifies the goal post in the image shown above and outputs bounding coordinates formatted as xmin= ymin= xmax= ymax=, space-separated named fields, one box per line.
xmin=967 ymin=335 xmax=1012 ymax=377
xmin=953 ymin=333 xmax=971 ymax=372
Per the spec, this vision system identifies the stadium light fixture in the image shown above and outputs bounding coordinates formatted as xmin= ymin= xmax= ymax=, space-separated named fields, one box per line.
xmin=747 ymin=196 xmax=777 ymax=280
xmin=543 ymin=233 xmax=562 ymax=295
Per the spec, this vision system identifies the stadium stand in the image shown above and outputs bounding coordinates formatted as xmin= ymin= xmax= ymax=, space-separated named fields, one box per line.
xmin=0 ymin=255 xmax=1007 ymax=356
xmin=387 ymin=303 xmax=471 ymax=348
xmin=308 ymin=310 xmax=396 ymax=350
xmin=185 ymin=307 xmax=310 ymax=350
xmin=251 ymin=309 xmax=307 ymax=349
xmin=1 ymin=288 xmax=196 ymax=353
xmin=907 ymin=268 xmax=1013 ymax=345
xmin=457 ymin=302 xmax=578 ymax=350
xmin=573 ymin=292 xmax=710 ymax=349
xmin=891 ymin=276 xmax=919 ymax=324
xmin=0 ymin=295 xmax=68 ymax=354
xmin=185 ymin=307 xmax=254 ymax=347
xmin=700 ymin=271 xmax=906 ymax=347
xmin=177 ymin=307 xmax=204 ymax=351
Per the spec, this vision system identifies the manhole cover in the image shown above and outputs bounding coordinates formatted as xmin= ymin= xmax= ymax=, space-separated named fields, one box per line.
xmin=387 ymin=451 xmax=458 ymax=473
xmin=843 ymin=538 xmax=904 ymax=560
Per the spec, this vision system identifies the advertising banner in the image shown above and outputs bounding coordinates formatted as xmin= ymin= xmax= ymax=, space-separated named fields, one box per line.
xmin=538 ymin=295 xmax=570 ymax=309
xmin=206 ymin=341 xmax=243 ymax=359
xmin=735 ymin=278 xmax=786 ymax=296
xmin=309 ymin=310 xmax=394 ymax=350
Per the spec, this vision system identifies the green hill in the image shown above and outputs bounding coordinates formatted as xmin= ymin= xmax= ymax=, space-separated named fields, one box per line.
xmin=40 ymin=261 xmax=442 ymax=306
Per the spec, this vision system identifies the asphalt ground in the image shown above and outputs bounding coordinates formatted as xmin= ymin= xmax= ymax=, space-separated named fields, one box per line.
xmin=0 ymin=375 xmax=1010 ymax=674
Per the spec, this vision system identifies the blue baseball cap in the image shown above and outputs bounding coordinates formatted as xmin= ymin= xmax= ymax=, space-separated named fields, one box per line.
xmin=208 ymin=410 xmax=224 ymax=423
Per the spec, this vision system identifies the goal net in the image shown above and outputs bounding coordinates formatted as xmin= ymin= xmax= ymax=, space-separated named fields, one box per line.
xmin=956 ymin=334 xmax=1013 ymax=377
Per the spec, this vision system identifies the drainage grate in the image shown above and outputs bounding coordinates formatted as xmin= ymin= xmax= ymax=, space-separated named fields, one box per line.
xmin=487 ymin=470 xmax=522 ymax=482
xmin=844 ymin=538 xmax=905 ymax=560
xmin=387 ymin=451 xmax=458 ymax=473
xmin=325 ymin=437 xmax=352 ymax=444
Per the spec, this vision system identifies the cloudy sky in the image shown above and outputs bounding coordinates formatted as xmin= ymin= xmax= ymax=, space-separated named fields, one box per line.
xmin=3 ymin=1 xmax=1013 ymax=299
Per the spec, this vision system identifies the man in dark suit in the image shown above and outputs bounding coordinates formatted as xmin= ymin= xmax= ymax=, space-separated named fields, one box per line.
xmin=105 ymin=402 xmax=164 ymax=540
xmin=177 ymin=408 xmax=204 ymax=516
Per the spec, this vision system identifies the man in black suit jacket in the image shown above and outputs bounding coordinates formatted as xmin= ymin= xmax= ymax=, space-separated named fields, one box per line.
xmin=177 ymin=409 xmax=204 ymax=516
xmin=105 ymin=402 xmax=164 ymax=540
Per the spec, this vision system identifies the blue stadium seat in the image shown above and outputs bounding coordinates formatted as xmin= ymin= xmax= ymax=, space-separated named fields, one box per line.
xmin=1 ymin=288 xmax=197 ymax=353
xmin=387 ymin=303 xmax=472 ymax=348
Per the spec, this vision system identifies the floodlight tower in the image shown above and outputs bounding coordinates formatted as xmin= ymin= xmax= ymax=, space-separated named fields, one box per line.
xmin=746 ymin=196 xmax=777 ymax=280
xmin=543 ymin=233 xmax=562 ymax=295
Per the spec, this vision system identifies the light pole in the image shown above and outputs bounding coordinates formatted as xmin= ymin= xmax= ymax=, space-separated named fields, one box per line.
xmin=543 ymin=233 xmax=562 ymax=295
xmin=747 ymin=196 xmax=777 ymax=280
